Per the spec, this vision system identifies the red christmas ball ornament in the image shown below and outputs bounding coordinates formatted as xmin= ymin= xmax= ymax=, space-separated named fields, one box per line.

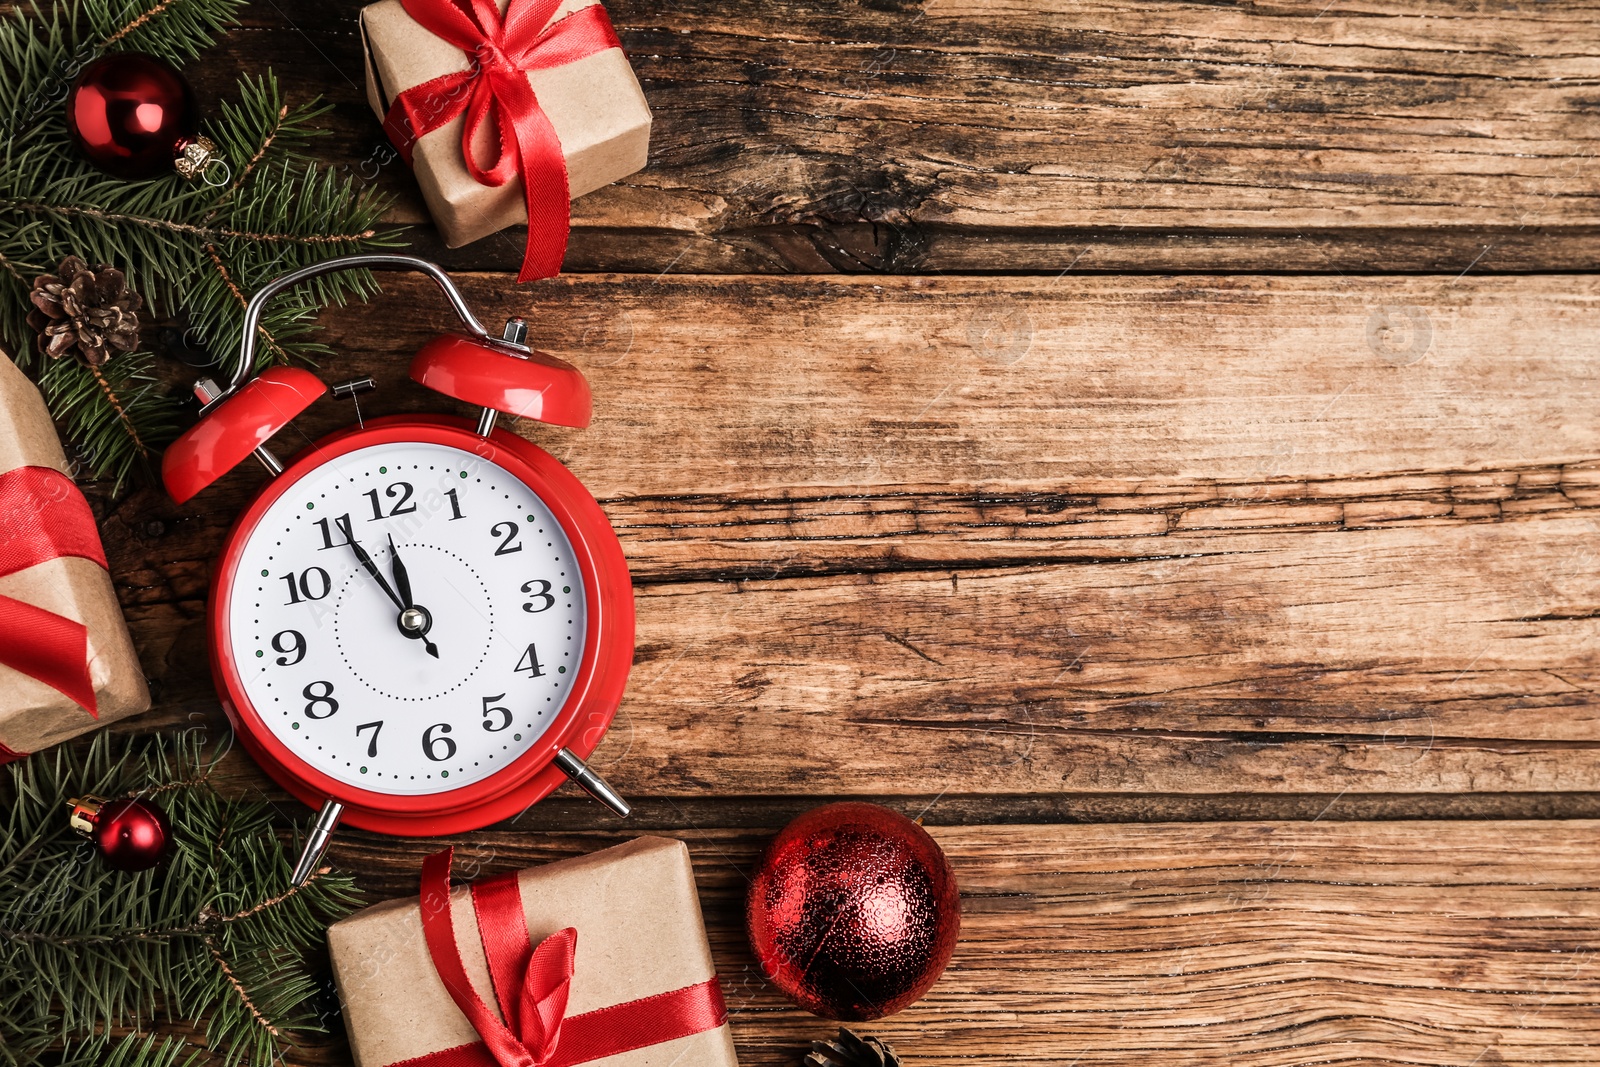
xmin=66 ymin=53 xmax=218 ymax=181
xmin=747 ymin=802 xmax=960 ymax=1021
xmin=68 ymin=794 xmax=174 ymax=871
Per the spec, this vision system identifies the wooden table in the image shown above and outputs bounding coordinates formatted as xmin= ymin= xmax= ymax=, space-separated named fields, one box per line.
xmin=112 ymin=1 xmax=1600 ymax=1063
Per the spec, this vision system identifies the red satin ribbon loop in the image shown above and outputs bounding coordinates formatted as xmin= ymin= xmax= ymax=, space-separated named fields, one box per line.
xmin=405 ymin=847 xmax=728 ymax=1067
xmin=384 ymin=0 xmax=624 ymax=282
xmin=0 ymin=465 xmax=107 ymax=720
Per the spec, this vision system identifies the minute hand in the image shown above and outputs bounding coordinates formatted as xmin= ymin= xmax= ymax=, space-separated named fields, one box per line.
xmin=340 ymin=517 xmax=403 ymax=611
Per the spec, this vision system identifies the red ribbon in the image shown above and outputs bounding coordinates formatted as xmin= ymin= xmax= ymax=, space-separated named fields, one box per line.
xmin=0 ymin=465 xmax=107 ymax=722
xmin=396 ymin=847 xmax=728 ymax=1067
xmin=383 ymin=0 xmax=624 ymax=282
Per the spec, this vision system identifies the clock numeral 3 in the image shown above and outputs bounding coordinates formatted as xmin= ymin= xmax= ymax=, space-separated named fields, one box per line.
xmin=314 ymin=514 xmax=353 ymax=551
xmin=271 ymin=629 xmax=306 ymax=666
xmin=355 ymin=720 xmax=383 ymax=757
xmin=422 ymin=723 xmax=456 ymax=762
xmin=520 ymin=579 xmax=554 ymax=613
xmin=281 ymin=567 xmax=331 ymax=605
xmin=481 ymin=694 xmax=512 ymax=732
xmin=491 ymin=520 xmax=522 ymax=555
xmin=514 ymin=643 xmax=544 ymax=677
xmin=363 ymin=481 xmax=417 ymax=521
xmin=303 ymin=680 xmax=339 ymax=719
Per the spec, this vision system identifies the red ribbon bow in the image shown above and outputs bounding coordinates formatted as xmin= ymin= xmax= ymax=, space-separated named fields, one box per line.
xmin=383 ymin=0 xmax=624 ymax=282
xmin=396 ymin=847 xmax=728 ymax=1067
xmin=0 ymin=465 xmax=107 ymax=736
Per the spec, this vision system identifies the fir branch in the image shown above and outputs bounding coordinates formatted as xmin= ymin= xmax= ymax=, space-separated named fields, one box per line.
xmin=1 ymin=197 xmax=379 ymax=245
xmin=0 ymin=732 xmax=364 ymax=1067
xmin=0 ymin=0 xmax=399 ymax=488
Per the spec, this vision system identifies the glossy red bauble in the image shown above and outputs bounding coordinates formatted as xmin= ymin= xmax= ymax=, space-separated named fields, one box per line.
xmin=72 ymin=796 xmax=174 ymax=872
xmin=747 ymin=802 xmax=960 ymax=1021
xmin=67 ymin=53 xmax=199 ymax=179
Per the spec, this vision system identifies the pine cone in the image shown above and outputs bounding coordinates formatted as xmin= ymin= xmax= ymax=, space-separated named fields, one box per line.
xmin=27 ymin=255 xmax=143 ymax=366
xmin=804 ymin=1028 xmax=902 ymax=1067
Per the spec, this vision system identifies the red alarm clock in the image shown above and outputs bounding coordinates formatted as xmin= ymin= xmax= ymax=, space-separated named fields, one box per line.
xmin=162 ymin=254 xmax=633 ymax=883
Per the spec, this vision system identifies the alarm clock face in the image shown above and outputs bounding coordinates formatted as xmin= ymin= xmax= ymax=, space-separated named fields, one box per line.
xmin=223 ymin=438 xmax=588 ymax=796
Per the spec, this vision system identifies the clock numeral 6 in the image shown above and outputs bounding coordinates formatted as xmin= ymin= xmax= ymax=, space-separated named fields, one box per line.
xmin=364 ymin=481 xmax=417 ymax=521
xmin=481 ymin=694 xmax=512 ymax=732
xmin=422 ymin=722 xmax=456 ymax=762
xmin=521 ymin=579 xmax=554 ymax=613
xmin=303 ymin=680 xmax=339 ymax=719
xmin=355 ymin=720 xmax=383 ymax=758
xmin=280 ymin=567 xmax=331 ymax=605
xmin=492 ymin=520 xmax=522 ymax=556
xmin=271 ymin=629 xmax=306 ymax=666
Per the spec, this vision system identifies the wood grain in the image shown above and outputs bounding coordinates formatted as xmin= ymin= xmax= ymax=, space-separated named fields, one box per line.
xmin=107 ymin=273 xmax=1600 ymax=799
xmin=279 ymin=819 xmax=1600 ymax=1067
xmin=181 ymin=0 xmax=1600 ymax=274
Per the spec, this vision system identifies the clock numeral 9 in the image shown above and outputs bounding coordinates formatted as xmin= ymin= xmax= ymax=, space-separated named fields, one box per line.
xmin=521 ymin=579 xmax=554 ymax=613
xmin=303 ymin=680 xmax=339 ymax=719
xmin=363 ymin=481 xmax=417 ymax=521
xmin=356 ymin=720 xmax=383 ymax=757
xmin=271 ymin=629 xmax=306 ymax=666
xmin=492 ymin=521 xmax=522 ymax=556
xmin=280 ymin=567 xmax=331 ymax=605
xmin=481 ymin=694 xmax=512 ymax=732
xmin=422 ymin=723 xmax=456 ymax=762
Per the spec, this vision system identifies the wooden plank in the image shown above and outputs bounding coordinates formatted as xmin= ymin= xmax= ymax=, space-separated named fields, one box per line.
xmin=287 ymin=820 xmax=1600 ymax=1067
xmin=184 ymin=0 xmax=1600 ymax=274
xmin=111 ymin=273 xmax=1600 ymax=797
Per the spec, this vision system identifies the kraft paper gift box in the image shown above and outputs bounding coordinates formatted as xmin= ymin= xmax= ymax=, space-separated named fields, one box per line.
xmin=359 ymin=0 xmax=652 ymax=252
xmin=328 ymin=836 xmax=739 ymax=1067
xmin=0 ymin=351 xmax=149 ymax=761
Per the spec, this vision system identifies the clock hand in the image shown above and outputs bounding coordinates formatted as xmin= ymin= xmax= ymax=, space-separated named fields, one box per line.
xmin=387 ymin=533 xmax=414 ymax=607
xmin=340 ymin=516 xmax=404 ymax=611
xmin=386 ymin=534 xmax=439 ymax=659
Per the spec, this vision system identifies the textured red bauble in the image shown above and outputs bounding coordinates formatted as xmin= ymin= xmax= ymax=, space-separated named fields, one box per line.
xmin=66 ymin=53 xmax=200 ymax=180
xmin=69 ymin=795 xmax=174 ymax=871
xmin=747 ymin=802 xmax=960 ymax=1021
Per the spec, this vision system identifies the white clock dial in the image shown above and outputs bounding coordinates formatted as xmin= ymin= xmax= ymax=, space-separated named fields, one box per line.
xmin=225 ymin=441 xmax=587 ymax=795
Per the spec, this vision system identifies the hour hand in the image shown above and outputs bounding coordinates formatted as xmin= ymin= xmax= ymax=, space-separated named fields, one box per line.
xmin=388 ymin=534 xmax=414 ymax=607
xmin=387 ymin=535 xmax=439 ymax=659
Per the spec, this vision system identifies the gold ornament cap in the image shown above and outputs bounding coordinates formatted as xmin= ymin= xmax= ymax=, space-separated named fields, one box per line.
xmin=174 ymin=135 xmax=218 ymax=181
xmin=67 ymin=795 xmax=106 ymax=836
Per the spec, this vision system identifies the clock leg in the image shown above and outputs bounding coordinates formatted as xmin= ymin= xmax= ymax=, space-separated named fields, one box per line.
xmin=290 ymin=799 xmax=345 ymax=886
xmin=554 ymin=748 xmax=631 ymax=817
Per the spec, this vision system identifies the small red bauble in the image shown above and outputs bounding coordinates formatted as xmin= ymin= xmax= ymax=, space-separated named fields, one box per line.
xmin=747 ymin=802 xmax=960 ymax=1021
xmin=66 ymin=53 xmax=201 ymax=180
xmin=68 ymin=795 xmax=174 ymax=871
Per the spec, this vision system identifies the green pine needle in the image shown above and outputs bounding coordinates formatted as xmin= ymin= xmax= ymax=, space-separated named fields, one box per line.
xmin=0 ymin=0 xmax=400 ymax=491
xmin=0 ymin=731 xmax=364 ymax=1067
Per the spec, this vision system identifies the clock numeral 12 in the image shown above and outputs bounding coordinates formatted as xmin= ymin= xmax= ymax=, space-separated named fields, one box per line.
xmin=281 ymin=567 xmax=331 ymax=605
xmin=514 ymin=643 xmax=544 ymax=678
xmin=364 ymin=481 xmax=417 ymax=521
xmin=355 ymin=720 xmax=383 ymax=757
